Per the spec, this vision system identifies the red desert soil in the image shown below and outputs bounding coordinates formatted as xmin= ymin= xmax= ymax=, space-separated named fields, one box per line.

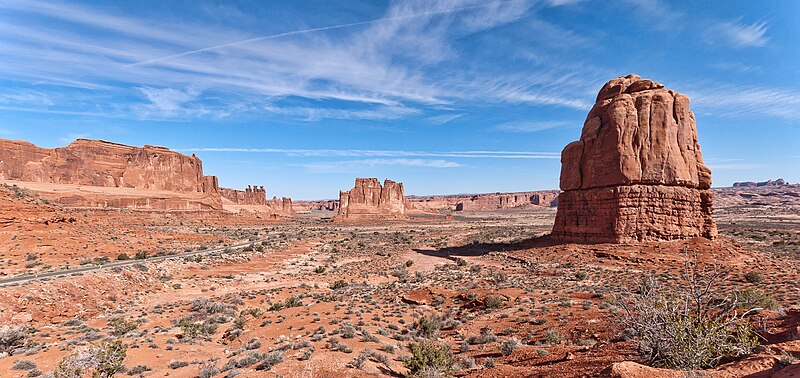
xmin=0 ymin=185 xmax=799 ymax=377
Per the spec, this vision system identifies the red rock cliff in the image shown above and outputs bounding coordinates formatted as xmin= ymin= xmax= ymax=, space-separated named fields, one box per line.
xmin=221 ymin=185 xmax=267 ymax=205
xmin=0 ymin=138 xmax=222 ymax=210
xmin=552 ymin=74 xmax=717 ymax=243
xmin=0 ymin=138 xmax=219 ymax=193
xmin=336 ymin=178 xmax=406 ymax=220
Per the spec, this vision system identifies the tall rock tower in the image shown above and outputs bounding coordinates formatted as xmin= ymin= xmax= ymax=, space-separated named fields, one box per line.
xmin=552 ymin=74 xmax=717 ymax=243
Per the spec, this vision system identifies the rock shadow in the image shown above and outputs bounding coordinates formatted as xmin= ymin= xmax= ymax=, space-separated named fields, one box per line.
xmin=412 ymin=234 xmax=560 ymax=260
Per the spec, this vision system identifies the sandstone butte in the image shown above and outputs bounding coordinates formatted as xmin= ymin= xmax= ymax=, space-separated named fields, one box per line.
xmin=220 ymin=185 xmax=294 ymax=215
xmin=335 ymin=178 xmax=407 ymax=221
xmin=552 ymin=74 xmax=718 ymax=243
xmin=0 ymin=138 xmax=293 ymax=214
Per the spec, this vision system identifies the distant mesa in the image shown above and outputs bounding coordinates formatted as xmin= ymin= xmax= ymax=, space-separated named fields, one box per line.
xmin=335 ymin=178 xmax=407 ymax=221
xmin=220 ymin=185 xmax=294 ymax=215
xmin=0 ymin=138 xmax=222 ymax=210
xmin=552 ymin=74 xmax=718 ymax=243
xmin=0 ymin=138 xmax=293 ymax=214
xmin=408 ymin=191 xmax=559 ymax=212
xmin=732 ymin=179 xmax=792 ymax=188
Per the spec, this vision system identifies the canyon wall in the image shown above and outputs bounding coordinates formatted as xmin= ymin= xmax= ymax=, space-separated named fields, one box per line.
xmin=221 ymin=185 xmax=267 ymax=205
xmin=552 ymin=74 xmax=717 ymax=243
xmin=336 ymin=178 xmax=406 ymax=221
xmin=0 ymin=138 xmax=222 ymax=210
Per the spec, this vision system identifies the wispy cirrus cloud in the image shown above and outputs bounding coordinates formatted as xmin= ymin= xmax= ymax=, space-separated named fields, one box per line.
xmin=0 ymin=0 xmax=595 ymax=121
xmin=706 ymin=19 xmax=769 ymax=48
xmin=178 ymin=147 xmax=561 ymax=159
xmin=301 ymin=158 xmax=461 ymax=172
xmin=688 ymin=85 xmax=800 ymax=120
xmin=494 ymin=120 xmax=573 ymax=133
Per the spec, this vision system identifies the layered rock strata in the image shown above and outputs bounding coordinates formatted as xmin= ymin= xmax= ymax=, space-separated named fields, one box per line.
xmin=552 ymin=74 xmax=717 ymax=243
xmin=336 ymin=178 xmax=406 ymax=220
xmin=0 ymin=138 xmax=221 ymax=210
xmin=221 ymin=185 xmax=268 ymax=205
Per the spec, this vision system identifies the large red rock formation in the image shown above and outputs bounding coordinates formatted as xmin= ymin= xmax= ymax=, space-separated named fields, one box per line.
xmin=410 ymin=191 xmax=559 ymax=212
xmin=336 ymin=178 xmax=406 ymax=220
xmin=0 ymin=138 xmax=222 ymax=210
xmin=221 ymin=185 xmax=267 ymax=205
xmin=552 ymin=74 xmax=717 ymax=243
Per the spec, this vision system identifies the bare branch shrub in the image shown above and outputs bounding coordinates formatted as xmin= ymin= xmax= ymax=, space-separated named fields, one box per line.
xmin=615 ymin=251 xmax=759 ymax=370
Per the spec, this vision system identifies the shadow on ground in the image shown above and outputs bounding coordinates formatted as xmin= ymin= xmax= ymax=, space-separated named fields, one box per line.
xmin=412 ymin=234 xmax=560 ymax=259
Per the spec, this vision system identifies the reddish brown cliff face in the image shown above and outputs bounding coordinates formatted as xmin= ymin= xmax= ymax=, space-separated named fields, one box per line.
xmin=552 ymin=74 xmax=717 ymax=243
xmin=221 ymin=185 xmax=268 ymax=205
xmin=0 ymin=139 xmax=219 ymax=193
xmin=0 ymin=138 xmax=222 ymax=210
xmin=336 ymin=178 xmax=406 ymax=220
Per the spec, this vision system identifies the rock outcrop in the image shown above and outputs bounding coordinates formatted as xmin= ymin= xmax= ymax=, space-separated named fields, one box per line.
xmin=733 ymin=179 xmax=791 ymax=188
xmin=0 ymin=138 xmax=222 ymax=210
xmin=410 ymin=191 xmax=559 ymax=212
xmin=336 ymin=178 xmax=406 ymax=221
xmin=552 ymin=74 xmax=717 ymax=243
xmin=221 ymin=185 xmax=268 ymax=205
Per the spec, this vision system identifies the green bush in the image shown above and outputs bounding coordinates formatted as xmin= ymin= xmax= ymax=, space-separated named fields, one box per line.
xmin=736 ymin=288 xmax=777 ymax=310
xmin=109 ymin=318 xmax=137 ymax=337
xmin=413 ymin=315 xmax=443 ymax=339
xmin=402 ymin=341 xmax=455 ymax=378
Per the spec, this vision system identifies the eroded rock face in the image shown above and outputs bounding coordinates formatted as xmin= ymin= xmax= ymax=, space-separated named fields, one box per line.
xmin=0 ymin=138 xmax=222 ymax=210
xmin=0 ymin=139 xmax=219 ymax=193
xmin=221 ymin=185 xmax=267 ymax=205
xmin=552 ymin=74 xmax=717 ymax=243
xmin=336 ymin=178 xmax=406 ymax=220
xmin=409 ymin=191 xmax=559 ymax=212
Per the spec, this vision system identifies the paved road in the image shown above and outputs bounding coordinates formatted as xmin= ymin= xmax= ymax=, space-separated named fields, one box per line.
xmin=0 ymin=238 xmax=268 ymax=287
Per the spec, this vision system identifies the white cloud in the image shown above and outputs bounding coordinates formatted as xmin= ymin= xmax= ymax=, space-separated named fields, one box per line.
xmin=0 ymin=0 xmax=599 ymax=121
xmin=494 ymin=120 xmax=572 ymax=132
xmin=301 ymin=158 xmax=461 ymax=172
xmin=707 ymin=19 xmax=769 ymax=48
xmin=688 ymin=85 xmax=800 ymax=120
xmin=178 ymin=147 xmax=561 ymax=159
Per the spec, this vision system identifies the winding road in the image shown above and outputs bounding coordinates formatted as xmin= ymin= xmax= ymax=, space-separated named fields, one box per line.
xmin=0 ymin=238 xmax=268 ymax=287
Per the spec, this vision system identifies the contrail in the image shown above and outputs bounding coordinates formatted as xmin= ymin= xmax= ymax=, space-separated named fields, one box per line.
xmin=126 ymin=2 xmax=496 ymax=67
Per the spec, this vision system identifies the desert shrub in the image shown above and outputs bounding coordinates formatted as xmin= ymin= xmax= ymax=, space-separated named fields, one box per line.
xmin=402 ymin=341 xmax=455 ymax=378
xmin=413 ymin=315 xmax=443 ymax=339
xmin=485 ymin=296 xmax=504 ymax=309
xmin=127 ymin=365 xmax=151 ymax=375
xmin=110 ymin=318 xmax=138 ymax=337
xmin=616 ymin=255 xmax=759 ymax=370
xmin=168 ymin=360 xmax=189 ymax=369
xmin=544 ymin=330 xmax=562 ymax=345
xmin=0 ymin=326 xmax=27 ymax=355
xmin=735 ymin=288 xmax=777 ymax=310
xmin=743 ymin=271 xmax=763 ymax=283
xmin=12 ymin=359 xmax=37 ymax=370
xmin=54 ymin=340 xmax=126 ymax=378
xmin=331 ymin=280 xmax=348 ymax=290
xmin=176 ymin=318 xmax=217 ymax=339
xmin=500 ymin=337 xmax=519 ymax=356
xmin=116 ymin=253 xmax=130 ymax=261
xmin=255 ymin=350 xmax=283 ymax=370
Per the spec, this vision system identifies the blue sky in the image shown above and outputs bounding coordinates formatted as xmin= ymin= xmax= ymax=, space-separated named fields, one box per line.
xmin=0 ymin=0 xmax=798 ymax=199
